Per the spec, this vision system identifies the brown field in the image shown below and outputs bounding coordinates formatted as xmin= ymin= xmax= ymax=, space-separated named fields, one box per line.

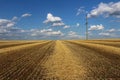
xmin=0 ymin=40 xmax=120 ymax=80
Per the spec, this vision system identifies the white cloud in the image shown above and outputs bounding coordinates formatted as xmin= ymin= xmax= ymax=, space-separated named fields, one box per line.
xmin=88 ymin=1 xmax=120 ymax=18
xmin=43 ymin=13 xmax=62 ymax=23
xmin=76 ymin=7 xmax=85 ymax=16
xmin=31 ymin=33 xmax=37 ymax=36
xmin=0 ymin=27 xmax=27 ymax=39
xmin=20 ymin=30 xmax=26 ymax=32
xmin=0 ymin=19 xmax=15 ymax=28
xmin=89 ymin=24 xmax=104 ymax=30
xmin=0 ymin=18 xmax=29 ymax=39
xmin=0 ymin=16 xmax=66 ymax=40
xmin=31 ymin=29 xmax=64 ymax=37
xmin=99 ymin=28 xmax=120 ymax=38
xmin=99 ymin=32 xmax=110 ymax=36
xmin=66 ymin=31 xmax=82 ymax=39
xmin=63 ymin=25 xmax=70 ymax=29
xmin=68 ymin=31 xmax=77 ymax=36
xmin=107 ymin=28 xmax=116 ymax=32
xmin=42 ymin=29 xmax=63 ymax=36
xmin=40 ymin=29 xmax=52 ymax=33
xmin=76 ymin=23 xmax=80 ymax=27
xmin=88 ymin=27 xmax=120 ymax=38
xmin=0 ymin=29 xmax=8 ymax=33
xmin=12 ymin=16 xmax=18 ymax=21
xmin=48 ymin=30 xmax=63 ymax=36
xmin=88 ymin=31 xmax=93 ymax=36
xmin=22 ymin=13 xmax=32 ymax=17
xmin=43 ymin=13 xmax=70 ymax=29
xmin=7 ymin=23 xmax=15 ymax=27
xmin=52 ymin=22 xmax=65 ymax=27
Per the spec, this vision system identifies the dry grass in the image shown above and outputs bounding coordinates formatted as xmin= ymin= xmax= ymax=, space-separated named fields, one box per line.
xmin=0 ymin=41 xmax=54 ymax=80
xmin=84 ymin=39 xmax=120 ymax=42
xmin=77 ymin=40 xmax=120 ymax=47
xmin=0 ymin=42 xmax=37 ymax=49
xmin=44 ymin=40 xmax=87 ymax=79
xmin=0 ymin=41 xmax=50 ymax=53
xmin=0 ymin=40 xmax=120 ymax=80
xmin=64 ymin=41 xmax=120 ymax=79
xmin=68 ymin=40 xmax=120 ymax=55
xmin=88 ymin=42 xmax=120 ymax=47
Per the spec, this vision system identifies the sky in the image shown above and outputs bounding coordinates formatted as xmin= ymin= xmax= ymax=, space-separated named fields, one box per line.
xmin=0 ymin=0 xmax=120 ymax=40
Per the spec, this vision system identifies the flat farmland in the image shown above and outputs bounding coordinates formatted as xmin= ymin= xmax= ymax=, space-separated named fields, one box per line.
xmin=0 ymin=40 xmax=120 ymax=80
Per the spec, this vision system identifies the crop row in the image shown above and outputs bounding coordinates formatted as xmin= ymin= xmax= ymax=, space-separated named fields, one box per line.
xmin=0 ymin=41 xmax=55 ymax=80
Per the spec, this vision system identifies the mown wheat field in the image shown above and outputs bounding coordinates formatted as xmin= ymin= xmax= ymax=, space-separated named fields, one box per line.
xmin=0 ymin=40 xmax=120 ymax=80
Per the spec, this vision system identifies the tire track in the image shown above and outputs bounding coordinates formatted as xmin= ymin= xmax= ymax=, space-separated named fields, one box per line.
xmin=63 ymin=41 xmax=120 ymax=79
xmin=43 ymin=40 xmax=87 ymax=80
xmin=0 ymin=41 xmax=55 ymax=80
xmin=26 ymin=41 xmax=55 ymax=80
xmin=0 ymin=40 xmax=120 ymax=80
xmin=0 ymin=41 xmax=50 ymax=72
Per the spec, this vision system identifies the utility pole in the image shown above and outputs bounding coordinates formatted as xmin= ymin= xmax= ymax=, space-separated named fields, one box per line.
xmin=85 ymin=14 xmax=88 ymax=40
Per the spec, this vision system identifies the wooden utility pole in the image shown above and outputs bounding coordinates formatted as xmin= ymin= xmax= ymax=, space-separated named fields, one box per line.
xmin=85 ymin=14 xmax=88 ymax=40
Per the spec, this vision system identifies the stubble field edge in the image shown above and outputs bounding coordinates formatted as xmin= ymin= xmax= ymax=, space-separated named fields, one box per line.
xmin=0 ymin=40 xmax=51 ymax=54
xmin=65 ymin=40 xmax=120 ymax=56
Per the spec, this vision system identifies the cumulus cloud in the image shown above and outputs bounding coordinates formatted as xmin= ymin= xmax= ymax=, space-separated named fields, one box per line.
xmin=99 ymin=28 xmax=120 ymax=37
xmin=0 ymin=18 xmax=30 ymax=39
xmin=0 ymin=13 xmax=35 ymax=39
xmin=66 ymin=31 xmax=82 ymax=39
xmin=43 ymin=13 xmax=70 ymax=29
xmin=12 ymin=16 xmax=18 ymax=21
xmin=107 ymin=28 xmax=116 ymax=32
xmin=9 ymin=27 xmax=25 ymax=33
xmin=0 ymin=15 xmax=66 ymax=40
xmin=40 ymin=29 xmax=52 ymax=33
xmin=63 ymin=25 xmax=70 ymax=29
xmin=76 ymin=7 xmax=85 ymax=16
xmin=0 ymin=27 xmax=65 ymax=40
xmin=0 ymin=17 xmax=66 ymax=40
xmin=31 ymin=29 xmax=64 ymax=37
xmin=43 ymin=13 xmax=62 ymax=23
xmin=52 ymin=22 xmax=65 ymax=27
xmin=0 ymin=27 xmax=27 ymax=40
xmin=76 ymin=23 xmax=80 ymax=27
xmin=87 ymin=1 xmax=120 ymax=18
xmin=99 ymin=32 xmax=111 ymax=36
xmin=0 ymin=19 xmax=15 ymax=28
xmin=89 ymin=24 xmax=104 ymax=30
xmin=88 ymin=27 xmax=120 ymax=39
xmin=22 ymin=13 xmax=32 ymax=17
xmin=0 ymin=29 xmax=8 ymax=33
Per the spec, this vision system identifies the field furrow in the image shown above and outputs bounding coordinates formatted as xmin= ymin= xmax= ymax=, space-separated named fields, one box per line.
xmin=0 ymin=41 xmax=50 ymax=54
xmin=0 ymin=40 xmax=120 ymax=80
xmin=63 ymin=41 xmax=120 ymax=79
xmin=68 ymin=41 xmax=120 ymax=55
xmin=0 ymin=41 xmax=54 ymax=80
xmin=0 ymin=42 xmax=37 ymax=49
xmin=43 ymin=40 xmax=87 ymax=80
xmin=81 ymin=41 xmax=120 ymax=48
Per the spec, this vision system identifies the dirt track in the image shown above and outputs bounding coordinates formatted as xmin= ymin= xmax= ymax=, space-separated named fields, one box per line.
xmin=0 ymin=40 xmax=120 ymax=80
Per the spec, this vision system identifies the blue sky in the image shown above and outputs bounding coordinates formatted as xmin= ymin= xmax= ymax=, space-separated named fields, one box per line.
xmin=0 ymin=0 xmax=120 ymax=40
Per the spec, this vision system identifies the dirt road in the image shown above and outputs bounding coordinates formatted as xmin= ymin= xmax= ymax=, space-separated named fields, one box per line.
xmin=0 ymin=40 xmax=120 ymax=80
